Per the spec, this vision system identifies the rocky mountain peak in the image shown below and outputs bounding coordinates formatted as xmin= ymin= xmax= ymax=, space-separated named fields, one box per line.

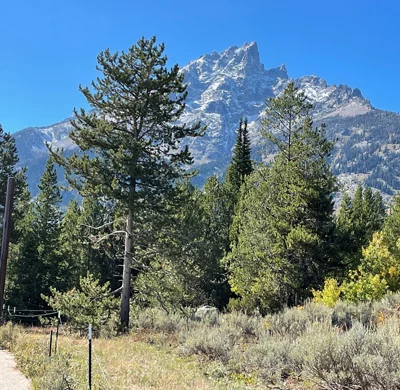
xmin=183 ymin=42 xmax=265 ymax=85
xmin=266 ymin=63 xmax=288 ymax=80
xmin=11 ymin=42 xmax=400 ymax=201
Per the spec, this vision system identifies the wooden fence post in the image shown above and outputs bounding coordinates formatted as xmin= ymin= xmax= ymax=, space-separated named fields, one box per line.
xmin=0 ymin=177 xmax=15 ymax=322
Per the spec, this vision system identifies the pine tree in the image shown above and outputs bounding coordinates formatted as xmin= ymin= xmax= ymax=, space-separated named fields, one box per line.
xmin=59 ymin=199 xmax=83 ymax=289
xmin=371 ymin=190 xmax=386 ymax=230
xmin=34 ymin=158 xmax=62 ymax=250
xmin=50 ymin=37 xmax=204 ymax=330
xmin=228 ymin=83 xmax=337 ymax=313
xmin=79 ymin=197 xmax=120 ymax=289
xmin=337 ymin=192 xmax=352 ymax=229
xmin=134 ymin=180 xmax=230 ymax=311
xmin=33 ymin=158 xmax=63 ymax=304
xmin=59 ymin=197 xmax=120 ymax=292
xmin=261 ymin=82 xmax=312 ymax=162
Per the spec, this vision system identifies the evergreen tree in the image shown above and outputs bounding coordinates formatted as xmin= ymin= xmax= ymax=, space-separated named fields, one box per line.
xmin=225 ymin=118 xmax=253 ymax=193
xmin=134 ymin=180 xmax=229 ymax=311
xmin=201 ymin=176 xmax=231 ymax=305
xmin=224 ymin=118 xmax=253 ymax=249
xmin=34 ymin=158 xmax=62 ymax=253
xmin=336 ymin=184 xmax=386 ymax=269
xmin=337 ymin=192 xmax=352 ymax=228
xmin=6 ymin=203 xmax=37 ymax=308
xmin=79 ymin=197 xmax=120 ymax=289
xmin=382 ymin=194 xmax=400 ymax=257
xmin=32 ymin=158 xmax=63 ymax=303
xmin=7 ymin=158 xmax=63 ymax=308
xmin=59 ymin=196 xmax=120 ymax=291
xmin=50 ymin=37 xmax=204 ymax=329
xmin=241 ymin=118 xmax=253 ymax=178
xmin=0 ymin=125 xmax=18 ymax=213
xmin=228 ymin=83 xmax=336 ymax=313
xmin=0 ymin=125 xmax=29 ymax=242
xmin=225 ymin=120 xmax=243 ymax=193
xmin=261 ymin=81 xmax=312 ymax=162
xmin=58 ymin=199 xmax=84 ymax=289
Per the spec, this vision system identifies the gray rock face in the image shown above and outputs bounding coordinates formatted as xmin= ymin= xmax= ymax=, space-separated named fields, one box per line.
xmin=12 ymin=42 xmax=400 ymax=200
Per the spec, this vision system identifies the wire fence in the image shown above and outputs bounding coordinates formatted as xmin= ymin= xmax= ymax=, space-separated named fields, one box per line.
xmin=93 ymin=344 xmax=114 ymax=390
xmin=1 ymin=304 xmax=114 ymax=389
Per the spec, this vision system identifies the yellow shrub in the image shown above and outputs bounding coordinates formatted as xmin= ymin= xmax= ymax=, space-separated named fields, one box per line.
xmin=312 ymin=278 xmax=341 ymax=307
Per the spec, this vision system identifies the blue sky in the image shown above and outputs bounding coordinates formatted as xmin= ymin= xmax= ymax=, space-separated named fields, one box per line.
xmin=1 ymin=0 xmax=399 ymax=133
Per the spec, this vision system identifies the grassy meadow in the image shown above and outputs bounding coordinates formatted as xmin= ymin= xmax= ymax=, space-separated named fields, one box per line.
xmin=3 ymin=295 xmax=400 ymax=389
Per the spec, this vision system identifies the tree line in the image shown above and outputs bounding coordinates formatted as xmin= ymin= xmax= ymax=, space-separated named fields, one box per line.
xmin=1 ymin=37 xmax=398 ymax=330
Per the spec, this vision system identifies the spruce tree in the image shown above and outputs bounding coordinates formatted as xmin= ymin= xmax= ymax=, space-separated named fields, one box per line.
xmin=79 ymin=197 xmax=120 ymax=289
xmin=7 ymin=158 xmax=63 ymax=308
xmin=59 ymin=199 xmax=83 ymax=289
xmin=0 ymin=125 xmax=18 ymax=214
xmin=241 ymin=118 xmax=253 ymax=179
xmin=50 ymin=37 xmax=204 ymax=330
xmin=224 ymin=118 xmax=253 ymax=250
xmin=33 ymin=158 xmax=63 ymax=303
xmin=336 ymin=185 xmax=386 ymax=269
xmin=226 ymin=118 xmax=253 ymax=193
xmin=225 ymin=119 xmax=243 ymax=192
xmin=382 ymin=194 xmax=400 ymax=257
xmin=0 ymin=125 xmax=29 ymax=242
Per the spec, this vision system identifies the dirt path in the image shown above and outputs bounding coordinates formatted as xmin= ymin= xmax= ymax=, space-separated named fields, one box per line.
xmin=0 ymin=350 xmax=31 ymax=389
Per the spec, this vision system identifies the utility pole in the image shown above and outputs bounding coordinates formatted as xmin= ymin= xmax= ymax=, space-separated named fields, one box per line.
xmin=0 ymin=177 xmax=15 ymax=322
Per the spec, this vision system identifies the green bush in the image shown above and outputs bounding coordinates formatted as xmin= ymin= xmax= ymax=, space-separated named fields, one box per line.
xmin=42 ymin=274 xmax=119 ymax=336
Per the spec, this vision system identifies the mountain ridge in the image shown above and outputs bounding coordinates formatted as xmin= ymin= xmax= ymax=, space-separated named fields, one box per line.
xmin=11 ymin=41 xmax=400 ymax=200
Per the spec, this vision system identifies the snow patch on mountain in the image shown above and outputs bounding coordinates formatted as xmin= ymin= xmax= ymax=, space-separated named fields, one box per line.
xmin=12 ymin=41 xmax=400 ymax=199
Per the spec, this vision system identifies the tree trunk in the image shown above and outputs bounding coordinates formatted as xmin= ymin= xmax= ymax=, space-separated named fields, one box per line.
xmin=120 ymin=207 xmax=133 ymax=332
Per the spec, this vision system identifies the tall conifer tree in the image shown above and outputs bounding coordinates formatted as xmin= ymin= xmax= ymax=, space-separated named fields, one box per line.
xmin=51 ymin=37 xmax=204 ymax=330
xmin=0 ymin=125 xmax=18 ymax=215
xmin=0 ymin=125 xmax=29 ymax=242
xmin=224 ymin=118 xmax=254 ymax=249
xmin=241 ymin=118 xmax=253 ymax=179
xmin=7 ymin=158 xmax=62 ymax=308
xmin=228 ymin=83 xmax=337 ymax=312
xmin=336 ymin=184 xmax=386 ymax=269
xmin=226 ymin=118 xmax=253 ymax=193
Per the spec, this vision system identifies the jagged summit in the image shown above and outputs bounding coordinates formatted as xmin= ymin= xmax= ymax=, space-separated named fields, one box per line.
xmin=267 ymin=63 xmax=288 ymax=80
xmin=12 ymin=42 xmax=400 ymax=200
xmin=184 ymin=41 xmax=266 ymax=84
